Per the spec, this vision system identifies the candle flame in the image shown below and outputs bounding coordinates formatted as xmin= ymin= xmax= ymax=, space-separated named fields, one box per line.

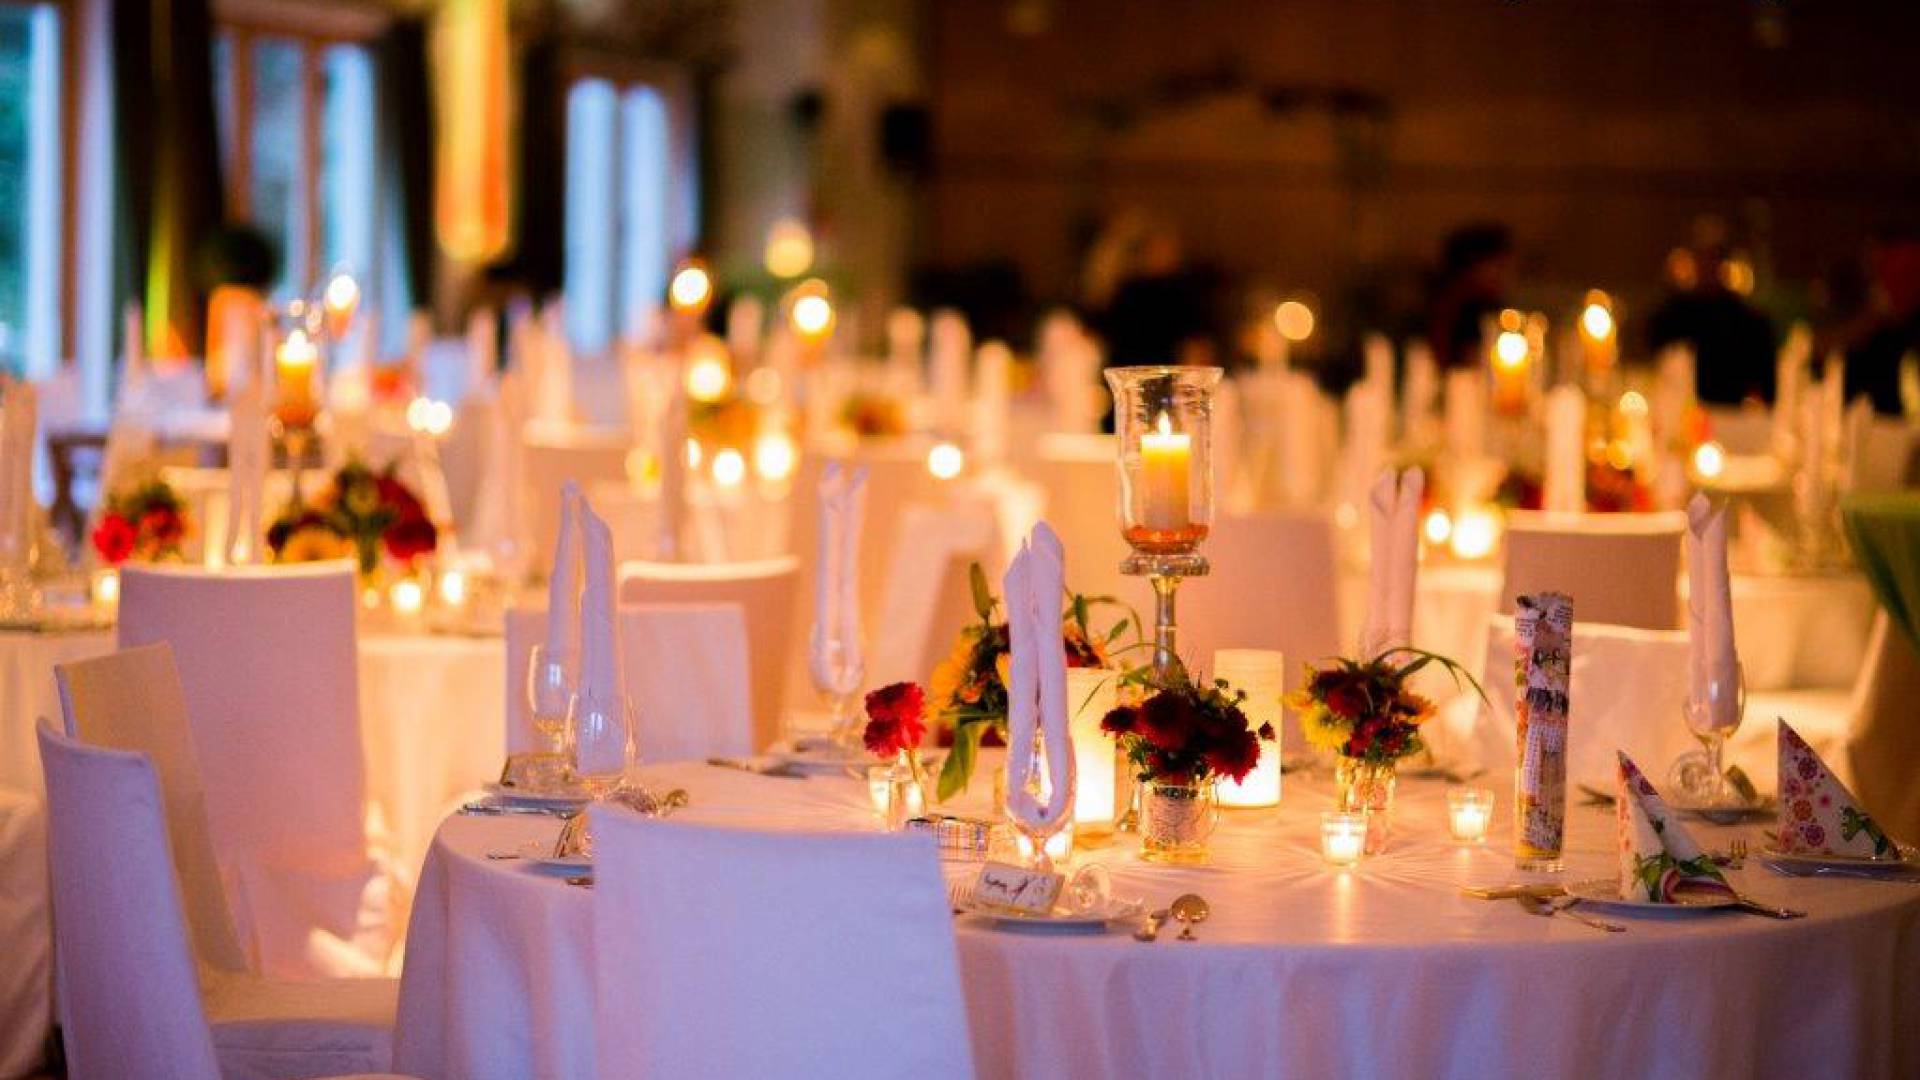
xmin=1154 ymin=410 xmax=1172 ymax=436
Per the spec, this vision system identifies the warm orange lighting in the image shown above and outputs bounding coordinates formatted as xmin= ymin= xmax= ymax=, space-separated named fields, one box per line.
xmin=1424 ymin=508 xmax=1453 ymax=546
xmin=1450 ymin=507 xmax=1500 ymax=560
xmin=1497 ymin=308 xmax=1524 ymax=333
xmin=1618 ymin=390 xmax=1648 ymax=417
xmin=927 ymin=441 xmax=965 ymax=480
xmin=711 ymin=448 xmax=747 ymax=489
xmin=684 ymin=339 xmax=732 ymax=402
xmin=791 ymin=284 xmax=834 ymax=342
xmin=323 ymin=270 xmax=359 ymax=337
xmin=668 ymin=261 xmax=713 ymax=314
xmin=1720 ymin=255 xmax=1755 ymax=296
xmin=1580 ymin=302 xmax=1613 ymax=341
xmin=763 ymin=219 xmax=814 ymax=279
xmin=1494 ymin=330 xmax=1529 ymax=370
xmin=1274 ymin=300 xmax=1315 ymax=343
xmin=1692 ymin=440 xmax=1726 ymax=480
xmin=431 ymin=0 xmax=512 ymax=262
xmin=753 ymin=432 xmax=797 ymax=481
xmin=406 ymin=396 xmax=454 ymax=436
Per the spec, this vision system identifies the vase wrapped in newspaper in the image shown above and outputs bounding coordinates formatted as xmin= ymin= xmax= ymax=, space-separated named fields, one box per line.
xmin=1513 ymin=592 xmax=1572 ymax=871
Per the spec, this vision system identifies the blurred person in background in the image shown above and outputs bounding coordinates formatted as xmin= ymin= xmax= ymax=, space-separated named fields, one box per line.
xmin=1088 ymin=214 xmax=1223 ymax=368
xmin=1827 ymin=228 xmax=1920 ymax=415
xmin=1646 ymin=214 xmax=1776 ymax=405
xmin=1423 ymin=223 xmax=1515 ymax=370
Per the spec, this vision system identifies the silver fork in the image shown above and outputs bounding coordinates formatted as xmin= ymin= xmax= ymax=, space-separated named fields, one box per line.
xmin=1517 ymin=893 xmax=1626 ymax=933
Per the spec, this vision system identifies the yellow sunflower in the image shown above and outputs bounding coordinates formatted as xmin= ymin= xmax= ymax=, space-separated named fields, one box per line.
xmin=928 ymin=635 xmax=971 ymax=712
xmin=1298 ymin=703 xmax=1353 ymax=753
xmin=280 ymin=525 xmax=351 ymax=563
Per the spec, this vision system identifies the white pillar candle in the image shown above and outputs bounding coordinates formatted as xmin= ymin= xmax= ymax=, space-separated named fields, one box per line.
xmin=1140 ymin=411 xmax=1191 ymax=532
xmin=1214 ymin=648 xmax=1282 ymax=807
xmin=1066 ymin=667 xmax=1119 ymax=833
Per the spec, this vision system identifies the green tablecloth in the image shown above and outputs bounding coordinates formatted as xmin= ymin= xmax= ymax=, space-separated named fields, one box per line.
xmin=1842 ymin=492 xmax=1920 ymax=651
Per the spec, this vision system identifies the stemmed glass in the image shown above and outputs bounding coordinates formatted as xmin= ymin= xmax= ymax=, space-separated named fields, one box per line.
xmin=567 ymin=691 xmax=637 ymax=799
xmin=1673 ymin=662 xmax=1747 ymax=806
xmin=809 ymin=624 xmax=865 ymax=748
xmin=526 ymin=643 xmax=577 ymax=758
xmin=1009 ymin=729 xmax=1076 ymax=875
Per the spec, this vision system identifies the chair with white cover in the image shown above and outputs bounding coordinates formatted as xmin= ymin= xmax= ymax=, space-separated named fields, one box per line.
xmin=1028 ymin=434 xmax=1145 ymax=619
xmin=590 ymin=809 xmax=974 ymax=1080
xmin=619 ymin=556 xmax=799 ymax=750
xmin=524 ymin=427 xmax=631 ymax=571
xmin=55 ymin=643 xmax=247 ymax=975
xmin=1501 ymin=510 xmax=1685 ymax=631
xmin=1435 ymin=615 xmax=1697 ymax=790
xmin=503 ymin=604 xmax=754 ymax=761
xmin=36 ymin=724 xmax=412 ymax=1080
xmin=0 ymin=786 xmax=49 ymax=1079
xmin=1177 ymin=510 xmax=1343 ymax=747
xmin=116 ymin=563 xmax=391 ymax=979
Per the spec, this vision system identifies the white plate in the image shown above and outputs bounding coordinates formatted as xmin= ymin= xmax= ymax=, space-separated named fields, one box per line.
xmin=529 ymin=854 xmax=592 ymax=872
xmin=957 ymin=897 xmax=1145 ymax=932
xmin=1761 ymin=843 xmax=1919 ymax=871
xmin=483 ymin=781 xmax=591 ymax=809
xmin=768 ymin=744 xmax=871 ymax=774
xmin=1564 ymin=878 xmax=1738 ymax=913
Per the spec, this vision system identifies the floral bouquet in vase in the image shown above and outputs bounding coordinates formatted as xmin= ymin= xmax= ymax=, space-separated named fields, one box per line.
xmin=1101 ymin=674 xmax=1269 ymax=863
xmin=928 ymin=563 xmax=1128 ymax=801
xmin=862 ymin=682 xmax=930 ymax=827
xmin=92 ymin=474 xmax=189 ymax=565
xmin=1290 ymin=647 xmax=1484 ymax=852
xmin=267 ymin=459 xmax=437 ymax=579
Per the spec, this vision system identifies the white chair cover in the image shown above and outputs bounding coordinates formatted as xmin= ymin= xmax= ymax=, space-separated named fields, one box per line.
xmin=1440 ymin=616 xmax=1697 ymax=790
xmin=1845 ymin=612 xmax=1920 ymax=844
xmin=38 ymin=725 xmax=408 ymax=1080
xmin=56 ymin=643 xmax=247 ymax=973
xmin=523 ymin=428 xmax=631 ymax=572
xmin=1179 ymin=510 xmax=1343 ymax=748
xmin=0 ymin=785 xmax=49 ymax=1079
xmin=620 ymin=556 xmax=799 ymax=749
xmin=869 ymin=500 xmax=1001 ymax=690
xmin=503 ymin=604 xmax=754 ymax=761
xmin=116 ymin=563 xmax=389 ymax=979
xmin=1501 ymin=510 xmax=1684 ymax=631
xmin=1028 ymin=435 xmax=1140 ymax=616
xmin=589 ymin=809 xmax=974 ymax=1080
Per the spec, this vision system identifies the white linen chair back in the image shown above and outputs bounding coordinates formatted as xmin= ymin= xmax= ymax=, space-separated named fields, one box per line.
xmin=55 ymin=643 xmax=247 ymax=973
xmin=1029 ymin=435 xmax=1143 ymax=618
xmin=523 ymin=428 xmax=631 ymax=570
xmin=504 ymin=604 xmax=755 ymax=760
xmin=1179 ymin=510 xmax=1342 ymax=746
xmin=0 ymin=787 xmax=49 ymax=1080
xmin=868 ymin=500 xmax=999 ymax=689
xmin=1501 ymin=510 xmax=1684 ymax=631
xmin=1453 ymin=615 xmax=1696 ymax=790
xmin=37 ymin=723 xmax=224 ymax=1080
xmin=116 ymin=562 xmax=378 ymax=978
xmin=620 ymin=556 xmax=798 ymax=749
xmin=590 ymin=810 xmax=975 ymax=1080
xmin=1844 ymin=612 xmax=1920 ymax=844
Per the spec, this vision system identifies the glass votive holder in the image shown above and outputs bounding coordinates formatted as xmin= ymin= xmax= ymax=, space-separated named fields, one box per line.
xmin=1446 ymin=787 xmax=1495 ymax=845
xmin=1103 ymin=365 xmax=1223 ymax=561
xmin=867 ymin=760 xmax=925 ymax=830
xmin=90 ymin=567 xmax=120 ymax=617
xmin=1321 ymin=811 xmax=1368 ymax=867
xmin=865 ymin=764 xmax=893 ymax=822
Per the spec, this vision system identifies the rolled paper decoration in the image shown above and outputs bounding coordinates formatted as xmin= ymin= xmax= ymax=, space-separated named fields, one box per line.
xmin=1513 ymin=591 xmax=1573 ymax=870
xmin=545 ymin=481 xmax=584 ymax=661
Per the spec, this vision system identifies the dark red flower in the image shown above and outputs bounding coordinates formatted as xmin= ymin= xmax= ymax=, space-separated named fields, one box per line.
xmin=383 ymin=515 xmax=439 ymax=562
xmin=1325 ymin=681 xmax=1370 ymax=720
xmin=1257 ymin=722 xmax=1276 ymax=742
xmin=1136 ymin=692 xmax=1203 ymax=752
xmin=862 ymin=682 xmax=927 ymax=758
xmin=1100 ymin=705 xmax=1140 ymax=737
xmin=1202 ymin=727 xmax=1262 ymax=782
xmin=92 ymin=514 xmax=136 ymax=564
xmin=139 ymin=507 xmax=184 ymax=546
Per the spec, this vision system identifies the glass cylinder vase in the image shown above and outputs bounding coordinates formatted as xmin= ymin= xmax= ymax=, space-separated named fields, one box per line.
xmin=1335 ymin=757 xmax=1398 ymax=855
xmin=1103 ymin=366 xmax=1222 ymax=565
xmin=1139 ymin=778 xmax=1217 ymax=864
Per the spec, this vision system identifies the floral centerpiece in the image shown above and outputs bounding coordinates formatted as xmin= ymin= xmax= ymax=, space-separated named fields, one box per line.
xmin=927 ymin=563 xmax=1126 ymax=801
xmin=267 ymin=460 xmax=437 ymax=578
xmin=838 ymin=391 xmax=907 ymax=439
xmin=91 ymin=474 xmax=189 ymax=565
xmin=1495 ymin=460 xmax=1652 ymax=513
xmin=1290 ymin=647 xmax=1484 ymax=851
xmin=1100 ymin=673 xmax=1269 ymax=862
xmin=862 ymin=681 xmax=930 ymax=822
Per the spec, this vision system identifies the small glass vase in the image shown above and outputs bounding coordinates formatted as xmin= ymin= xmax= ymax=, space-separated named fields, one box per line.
xmin=1335 ymin=757 xmax=1398 ymax=854
xmin=1139 ymin=778 xmax=1217 ymax=864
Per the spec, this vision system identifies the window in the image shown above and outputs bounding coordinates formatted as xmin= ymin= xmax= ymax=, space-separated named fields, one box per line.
xmin=211 ymin=4 xmax=400 ymax=360
xmin=564 ymin=72 xmax=696 ymax=359
xmin=0 ymin=2 xmax=62 ymax=378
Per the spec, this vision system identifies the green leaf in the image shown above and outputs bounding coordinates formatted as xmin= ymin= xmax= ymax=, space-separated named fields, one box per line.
xmin=1104 ymin=617 xmax=1131 ymax=644
xmin=1072 ymin=594 xmax=1090 ymax=637
xmin=968 ymin=562 xmax=995 ymax=622
xmin=938 ymin=722 xmax=987 ymax=802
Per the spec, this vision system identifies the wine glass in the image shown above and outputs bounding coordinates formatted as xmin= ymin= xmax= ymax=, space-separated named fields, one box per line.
xmin=566 ymin=690 xmax=637 ymax=799
xmin=1677 ymin=662 xmax=1747 ymax=806
xmin=526 ymin=643 xmax=577 ymax=758
xmin=1008 ymin=729 xmax=1076 ymax=875
xmin=809 ymin=624 xmax=865 ymax=748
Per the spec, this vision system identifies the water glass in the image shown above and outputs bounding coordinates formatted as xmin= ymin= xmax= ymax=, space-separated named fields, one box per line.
xmin=808 ymin=626 xmax=865 ymax=745
xmin=526 ymin=643 xmax=577 ymax=755
xmin=567 ymin=691 xmax=636 ymax=798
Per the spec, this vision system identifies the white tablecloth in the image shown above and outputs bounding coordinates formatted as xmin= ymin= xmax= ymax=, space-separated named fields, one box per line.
xmin=1339 ymin=565 xmax=1877 ymax=694
xmin=395 ymin=763 xmax=1920 ymax=1080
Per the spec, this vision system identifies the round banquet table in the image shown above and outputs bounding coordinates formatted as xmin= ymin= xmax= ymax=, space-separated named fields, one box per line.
xmin=394 ymin=764 xmax=1920 ymax=1080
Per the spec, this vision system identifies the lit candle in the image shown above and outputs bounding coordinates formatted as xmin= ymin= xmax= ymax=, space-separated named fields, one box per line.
xmin=390 ymin=577 xmax=425 ymax=619
xmin=1066 ymin=667 xmax=1119 ymax=834
xmin=668 ymin=260 xmax=713 ymax=318
xmin=926 ymin=441 xmax=965 ymax=481
xmin=91 ymin=567 xmax=120 ymax=616
xmin=1214 ymin=649 xmax=1283 ymax=808
xmin=1321 ymin=811 xmax=1367 ymax=866
xmin=323 ymin=271 xmax=359 ymax=339
xmin=437 ymin=569 xmax=468 ymax=610
xmin=711 ymin=448 xmax=746 ymax=490
xmin=1447 ymin=787 xmax=1495 ymax=845
xmin=1140 ymin=411 xmax=1191 ymax=532
xmin=866 ymin=765 xmax=892 ymax=821
xmin=1014 ymin=823 xmax=1074 ymax=866
xmin=1578 ymin=290 xmax=1617 ymax=377
xmin=275 ymin=328 xmax=320 ymax=426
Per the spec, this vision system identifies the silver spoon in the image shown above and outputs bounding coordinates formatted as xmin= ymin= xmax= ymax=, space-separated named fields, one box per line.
xmin=1517 ymin=893 xmax=1624 ymax=933
xmin=1132 ymin=908 xmax=1171 ymax=942
xmin=1170 ymin=893 xmax=1210 ymax=941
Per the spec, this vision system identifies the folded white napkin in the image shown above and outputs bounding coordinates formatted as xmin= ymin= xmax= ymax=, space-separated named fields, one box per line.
xmin=1544 ymin=384 xmax=1586 ymax=514
xmin=117 ymin=304 xmax=147 ymax=406
xmin=971 ymin=341 xmax=1012 ymax=465
xmin=1361 ymin=333 xmax=1395 ymax=398
xmin=1684 ymin=494 xmax=1738 ymax=729
xmin=0 ymin=381 xmax=37 ymax=559
xmin=1616 ymin=751 xmax=1728 ymax=902
xmin=1340 ymin=383 xmax=1388 ymax=523
xmin=577 ymin=498 xmax=622 ymax=700
xmin=467 ymin=308 xmax=498 ymax=392
xmin=546 ymin=481 xmax=584 ymax=661
xmin=727 ymin=295 xmax=764 ymax=369
xmin=1772 ymin=323 xmax=1811 ymax=460
xmin=1402 ymin=341 xmax=1439 ymax=450
xmin=1443 ymin=367 xmax=1486 ymax=460
xmin=1777 ymin=719 xmax=1898 ymax=859
xmin=810 ymin=464 xmax=867 ymax=685
xmin=929 ymin=310 xmax=971 ymax=423
xmin=1360 ymin=467 xmax=1423 ymax=654
xmin=885 ymin=307 xmax=925 ymax=396
xmin=225 ymin=378 xmax=268 ymax=565
xmin=1278 ymin=372 xmax=1325 ymax=506
xmin=531 ymin=304 xmax=575 ymax=426
xmin=1004 ymin=523 xmax=1074 ymax=829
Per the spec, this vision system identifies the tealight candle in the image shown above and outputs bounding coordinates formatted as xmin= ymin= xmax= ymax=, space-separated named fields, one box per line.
xmin=1321 ymin=811 xmax=1367 ymax=867
xmin=437 ymin=569 xmax=468 ymax=610
xmin=390 ymin=578 xmax=425 ymax=619
xmin=91 ymin=567 xmax=119 ymax=616
xmin=865 ymin=765 xmax=893 ymax=821
xmin=1447 ymin=787 xmax=1495 ymax=845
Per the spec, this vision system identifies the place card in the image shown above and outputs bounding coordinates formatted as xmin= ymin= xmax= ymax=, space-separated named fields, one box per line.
xmin=970 ymin=861 xmax=1064 ymax=915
